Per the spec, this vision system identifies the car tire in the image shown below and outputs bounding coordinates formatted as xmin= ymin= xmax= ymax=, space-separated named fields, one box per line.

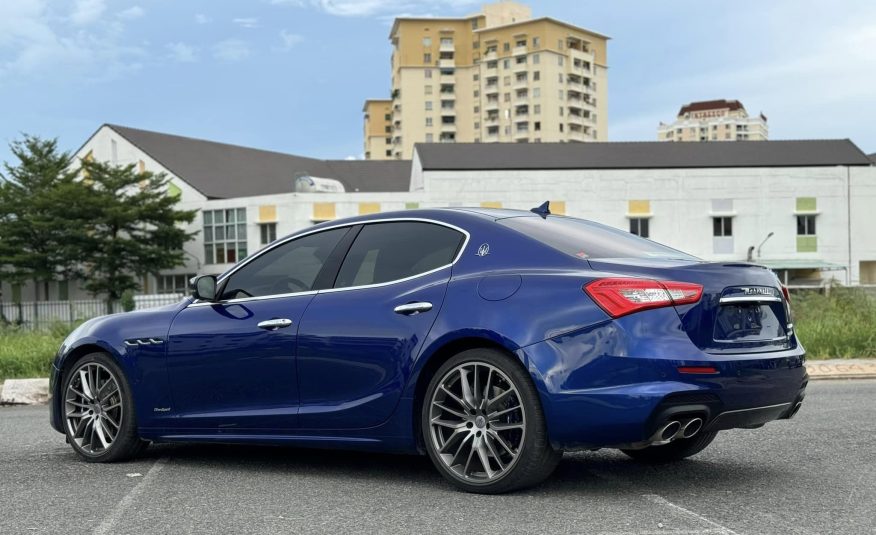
xmin=61 ymin=352 xmax=147 ymax=463
xmin=421 ymin=348 xmax=562 ymax=494
xmin=620 ymin=430 xmax=718 ymax=463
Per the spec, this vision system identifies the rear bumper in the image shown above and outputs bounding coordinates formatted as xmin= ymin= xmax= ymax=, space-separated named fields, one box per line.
xmin=520 ymin=316 xmax=808 ymax=450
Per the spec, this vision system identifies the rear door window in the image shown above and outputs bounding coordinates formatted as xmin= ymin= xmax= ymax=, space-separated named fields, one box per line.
xmin=335 ymin=222 xmax=465 ymax=288
xmin=499 ymin=216 xmax=697 ymax=260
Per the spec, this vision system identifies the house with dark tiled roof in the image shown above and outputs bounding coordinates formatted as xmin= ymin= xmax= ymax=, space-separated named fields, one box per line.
xmin=5 ymin=124 xmax=876 ymax=308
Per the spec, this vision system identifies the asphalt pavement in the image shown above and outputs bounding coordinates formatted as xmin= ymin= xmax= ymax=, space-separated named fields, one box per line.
xmin=1 ymin=380 xmax=873 ymax=535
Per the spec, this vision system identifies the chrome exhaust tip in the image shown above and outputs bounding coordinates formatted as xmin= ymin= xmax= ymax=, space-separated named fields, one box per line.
xmin=788 ymin=401 xmax=803 ymax=419
xmin=681 ymin=417 xmax=703 ymax=439
xmin=658 ymin=420 xmax=682 ymax=442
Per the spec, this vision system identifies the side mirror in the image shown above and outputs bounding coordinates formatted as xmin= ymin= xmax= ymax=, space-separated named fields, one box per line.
xmin=191 ymin=275 xmax=218 ymax=301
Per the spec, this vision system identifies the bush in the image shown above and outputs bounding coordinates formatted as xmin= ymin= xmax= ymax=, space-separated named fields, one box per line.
xmin=792 ymin=287 xmax=876 ymax=358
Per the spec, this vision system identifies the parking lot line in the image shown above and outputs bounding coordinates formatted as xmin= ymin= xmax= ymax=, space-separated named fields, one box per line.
xmin=93 ymin=456 xmax=167 ymax=535
xmin=642 ymin=494 xmax=740 ymax=535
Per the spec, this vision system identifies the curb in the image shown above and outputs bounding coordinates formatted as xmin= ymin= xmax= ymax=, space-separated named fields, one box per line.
xmin=0 ymin=378 xmax=50 ymax=405
xmin=805 ymin=359 xmax=876 ymax=381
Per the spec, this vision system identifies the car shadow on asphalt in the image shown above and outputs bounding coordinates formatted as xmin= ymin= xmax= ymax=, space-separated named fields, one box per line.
xmin=131 ymin=441 xmax=782 ymax=495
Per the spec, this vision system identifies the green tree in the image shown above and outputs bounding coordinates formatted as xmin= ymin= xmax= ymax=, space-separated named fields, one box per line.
xmin=77 ymin=159 xmax=197 ymax=312
xmin=0 ymin=136 xmax=87 ymax=307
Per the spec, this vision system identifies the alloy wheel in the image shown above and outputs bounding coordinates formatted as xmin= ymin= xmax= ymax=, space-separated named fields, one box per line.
xmin=64 ymin=362 xmax=123 ymax=455
xmin=428 ymin=361 xmax=526 ymax=483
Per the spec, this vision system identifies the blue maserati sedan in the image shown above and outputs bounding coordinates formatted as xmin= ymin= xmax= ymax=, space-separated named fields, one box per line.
xmin=50 ymin=205 xmax=807 ymax=493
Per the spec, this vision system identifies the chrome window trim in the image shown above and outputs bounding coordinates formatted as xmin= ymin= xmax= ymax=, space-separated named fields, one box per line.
xmin=186 ymin=217 xmax=470 ymax=308
xmin=719 ymin=296 xmax=782 ymax=304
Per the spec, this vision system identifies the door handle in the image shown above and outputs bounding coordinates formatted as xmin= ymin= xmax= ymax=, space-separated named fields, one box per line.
xmin=257 ymin=318 xmax=294 ymax=330
xmin=393 ymin=302 xmax=433 ymax=315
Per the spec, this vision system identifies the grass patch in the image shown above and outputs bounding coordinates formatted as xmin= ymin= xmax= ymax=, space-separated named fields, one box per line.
xmin=0 ymin=323 xmax=70 ymax=382
xmin=792 ymin=287 xmax=876 ymax=359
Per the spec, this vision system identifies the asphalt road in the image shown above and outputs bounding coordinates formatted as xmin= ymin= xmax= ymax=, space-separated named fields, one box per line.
xmin=1 ymin=380 xmax=874 ymax=535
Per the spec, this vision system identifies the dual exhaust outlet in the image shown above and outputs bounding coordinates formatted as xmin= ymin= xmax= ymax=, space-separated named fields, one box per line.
xmin=651 ymin=417 xmax=703 ymax=445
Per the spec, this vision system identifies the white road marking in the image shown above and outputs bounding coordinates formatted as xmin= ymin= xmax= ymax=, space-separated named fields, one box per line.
xmin=643 ymin=494 xmax=740 ymax=535
xmin=93 ymin=457 xmax=167 ymax=535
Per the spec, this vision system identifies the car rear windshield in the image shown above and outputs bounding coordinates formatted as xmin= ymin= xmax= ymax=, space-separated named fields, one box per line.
xmin=499 ymin=216 xmax=699 ymax=261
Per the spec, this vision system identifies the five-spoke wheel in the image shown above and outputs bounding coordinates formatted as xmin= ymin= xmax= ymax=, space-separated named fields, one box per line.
xmin=422 ymin=348 xmax=561 ymax=493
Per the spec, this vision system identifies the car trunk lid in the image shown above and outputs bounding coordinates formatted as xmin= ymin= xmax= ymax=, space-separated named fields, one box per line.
xmin=587 ymin=258 xmax=793 ymax=354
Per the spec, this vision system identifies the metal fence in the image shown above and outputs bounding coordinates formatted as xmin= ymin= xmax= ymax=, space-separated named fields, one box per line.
xmin=0 ymin=294 xmax=185 ymax=329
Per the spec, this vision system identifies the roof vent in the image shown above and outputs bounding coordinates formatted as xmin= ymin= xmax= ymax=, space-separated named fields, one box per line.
xmin=294 ymin=175 xmax=346 ymax=193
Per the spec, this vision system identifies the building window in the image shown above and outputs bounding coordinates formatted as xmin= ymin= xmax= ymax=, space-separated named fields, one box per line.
xmin=503 ymin=42 xmax=510 ymax=52
xmin=440 ymin=37 xmax=453 ymax=46
xmin=260 ymin=222 xmax=277 ymax=245
xmin=503 ymin=59 xmax=510 ymax=69
xmin=425 ymin=69 xmax=432 ymax=79
xmin=58 ymin=280 xmax=69 ymax=301
xmin=424 ymin=53 xmax=431 ymax=63
xmin=534 ymin=104 xmax=541 ymax=114
xmin=533 ymin=70 xmax=540 ymax=81
xmin=532 ymin=53 xmax=540 ymax=64
xmin=204 ymin=208 xmax=247 ymax=264
xmin=797 ymin=214 xmax=816 ymax=235
xmin=532 ymin=37 xmax=540 ymax=48
xmin=157 ymin=273 xmax=197 ymax=295
xmin=425 ymin=101 xmax=433 ymax=110
xmin=630 ymin=218 xmax=649 ymax=238
xmin=423 ymin=37 xmax=431 ymax=46
xmin=558 ymin=56 xmax=564 ymax=66
xmin=713 ymin=217 xmax=732 ymax=237
xmin=426 ymin=133 xmax=434 ymax=142
xmin=532 ymin=87 xmax=540 ymax=98
xmin=425 ymin=85 xmax=432 ymax=94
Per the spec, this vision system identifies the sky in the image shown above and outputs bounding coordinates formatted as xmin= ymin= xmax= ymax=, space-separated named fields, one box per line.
xmin=1 ymin=0 xmax=875 ymax=167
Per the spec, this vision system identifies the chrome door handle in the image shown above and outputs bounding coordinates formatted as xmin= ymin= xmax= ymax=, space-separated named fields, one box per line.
xmin=394 ymin=302 xmax=433 ymax=315
xmin=257 ymin=318 xmax=293 ymax=330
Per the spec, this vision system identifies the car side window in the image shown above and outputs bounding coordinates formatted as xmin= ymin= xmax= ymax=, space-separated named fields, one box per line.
xmin=335 ymin=222 xmax=464 ymax=288
xmin=220 ymin=227 xmax=349 ymax=300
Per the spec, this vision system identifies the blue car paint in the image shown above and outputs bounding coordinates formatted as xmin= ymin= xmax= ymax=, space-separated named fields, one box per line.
xmin=50 ymin=208 xmax=806 ymax=454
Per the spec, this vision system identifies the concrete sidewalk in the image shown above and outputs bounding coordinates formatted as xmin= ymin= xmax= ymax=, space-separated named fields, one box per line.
xmin=805 ymin=359 xmax=876 ymax=380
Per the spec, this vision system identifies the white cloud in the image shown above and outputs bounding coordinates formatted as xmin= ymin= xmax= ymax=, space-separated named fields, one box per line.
xmin=117 ymin=6 xmax=145 ymax=20
xmin=70 ymin=0 xmax=106 ymax=25
xmin=232 ymin=17 xmax=259 ymax=29
xmin=213 ymin=39 xmax=251 ymax=62
xmin=0 ymin=0 xmax=143 ymax=84
xmin=272 ymin=0 xmax=477 ymax=17
xmin=166 ymin=42 xmax=197 ymax=63
xmin=278 ymin=30 xmax=304 ymax=50
xmin=194 ymin=13 xmax=211 ymax=24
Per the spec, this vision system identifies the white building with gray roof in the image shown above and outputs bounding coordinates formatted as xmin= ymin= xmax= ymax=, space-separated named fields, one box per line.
xmin=3 ymin=124 xmax=875 ymax=305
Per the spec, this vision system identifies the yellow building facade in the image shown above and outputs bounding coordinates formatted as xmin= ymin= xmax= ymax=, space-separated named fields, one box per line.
xmin=364 ymin=2 xmax=609 ymax=159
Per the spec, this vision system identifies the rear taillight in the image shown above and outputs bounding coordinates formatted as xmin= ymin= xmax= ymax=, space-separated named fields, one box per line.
xmin=781 ymin=284 xmax=793 ymax=321
xmin=583 ymin=278 xmax=703 ymax=318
